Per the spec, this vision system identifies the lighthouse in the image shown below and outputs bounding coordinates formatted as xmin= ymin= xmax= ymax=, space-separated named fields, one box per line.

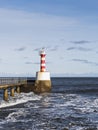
xmin=34 ymin=48 xmax=51 ymax=93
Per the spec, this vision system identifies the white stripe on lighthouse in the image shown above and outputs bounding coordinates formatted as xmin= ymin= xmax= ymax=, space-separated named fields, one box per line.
xmin=41 ymin=57 xmax=45 ymax=60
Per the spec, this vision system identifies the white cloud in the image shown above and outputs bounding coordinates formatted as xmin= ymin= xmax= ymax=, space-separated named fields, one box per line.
xmin=0 ymin=8 xmax=77 ymax=30
xmin=0 ymin=8 xmax=78 ymax=48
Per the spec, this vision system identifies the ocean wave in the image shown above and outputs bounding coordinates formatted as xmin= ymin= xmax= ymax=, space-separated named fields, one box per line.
xmin=0 ymin=92 xmax=42 ymax=108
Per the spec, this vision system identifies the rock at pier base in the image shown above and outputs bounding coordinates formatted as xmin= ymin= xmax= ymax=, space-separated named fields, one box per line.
xmin=33 ymin=80 xmax=51 ymax=93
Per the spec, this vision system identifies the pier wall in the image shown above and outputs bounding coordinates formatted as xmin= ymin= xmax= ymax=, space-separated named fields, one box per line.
xmin=20 ymin=79 xmax=35 ymax=93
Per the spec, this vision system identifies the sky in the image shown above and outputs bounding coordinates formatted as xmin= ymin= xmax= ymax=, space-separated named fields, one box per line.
xmin=0 ymin=0 xmax=98 ymax=77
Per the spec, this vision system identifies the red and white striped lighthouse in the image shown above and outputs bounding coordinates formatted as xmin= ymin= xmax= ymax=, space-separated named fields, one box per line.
xmin=35 ymin=48 xmax=51 ymax=93
xmin=40 ymin=48 xmax=46 ymax=72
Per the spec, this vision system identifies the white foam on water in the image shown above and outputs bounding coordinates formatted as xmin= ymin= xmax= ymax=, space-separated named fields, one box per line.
xmin=76 ymin=97 xmax=98 ymax=113
xmin=0 ymin=92 xmax=42 ymax=108
xmin=52 ymin=94 xmax=79 ymax=108
xmin=5 ymin=108 xmax=27 ymax=123
xmin=93 ymin=98 xmax=98 ymax=106
xmin=69 ymin=126 xmax=84 ymax=130
xmin=51 ymin=93 xmax=98 ymax=114
xmin=70 ymin=126 xmax=85 ymax=130
xmin=66 ymin=94 xmax=97 ymax=112
xmin=0 ymin=108 xmax=33 ymax=125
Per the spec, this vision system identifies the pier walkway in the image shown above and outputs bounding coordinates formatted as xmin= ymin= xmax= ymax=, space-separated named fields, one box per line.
xmin=0 ymin=77 xmax=27 ymax=101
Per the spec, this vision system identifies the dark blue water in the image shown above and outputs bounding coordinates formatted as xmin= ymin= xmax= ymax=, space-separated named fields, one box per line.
xmin=0 ymin=77 xmax=98 ymax=130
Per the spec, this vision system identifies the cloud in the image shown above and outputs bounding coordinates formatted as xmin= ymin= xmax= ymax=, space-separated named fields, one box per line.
xmin=25 ymin=61 xmax=32 ymax=64
xmin=0 ymin=8 xmax=78 ymax=34
xmin=67 ymin=47 xmax=75 ymax=50
xmin=72 ymin=59 xmax=98 ymax=66
xmin=33 ymin=62 xmax=40 ymax=65
xmin=49 ymin=46 xmax=58 ymax=52
xmin=46 ymin=61 xmax=52 ymax=64
xmin=15 ymin=47 xmax=26 ymax=51
xmin=67 ymin=47 xmax=92 ymax=51
xmin=71 ymin=40 xmax=91 ymax=44
xmin=72 ymin=59 xmax=89 ymax=63
xmin=24 ymin=57 xmax=29 ymax=59
xmin=33 ymin=48 xmax=41 ymax=51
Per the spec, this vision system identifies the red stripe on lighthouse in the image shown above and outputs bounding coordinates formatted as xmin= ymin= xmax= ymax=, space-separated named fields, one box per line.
xmin=41 ymin=54 xmax=46 ymax=57
xmin=41 ymin=60 xmax=45 ymax=64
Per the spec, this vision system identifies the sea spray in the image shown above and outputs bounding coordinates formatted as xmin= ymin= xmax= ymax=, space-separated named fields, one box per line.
xmin=0 ymin=92 xmax=42 ymax=108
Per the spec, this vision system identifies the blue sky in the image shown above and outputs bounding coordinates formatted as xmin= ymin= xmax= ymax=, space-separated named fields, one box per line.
xmin=0 ymin=0 xmax=98 ymax=77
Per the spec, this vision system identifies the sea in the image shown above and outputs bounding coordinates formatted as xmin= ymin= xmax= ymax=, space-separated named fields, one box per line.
xmin=0 ymin=77 xmax=98 ymax=130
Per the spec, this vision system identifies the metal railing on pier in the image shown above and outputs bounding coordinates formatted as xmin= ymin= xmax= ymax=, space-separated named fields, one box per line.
xmin=0 ymin=77 xmax=27 ymax=85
